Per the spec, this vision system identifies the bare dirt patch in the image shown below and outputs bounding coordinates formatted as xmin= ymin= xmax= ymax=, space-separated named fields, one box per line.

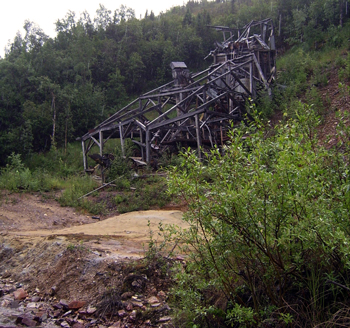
xmin=0 ymin=192 xmax=187 ymax=327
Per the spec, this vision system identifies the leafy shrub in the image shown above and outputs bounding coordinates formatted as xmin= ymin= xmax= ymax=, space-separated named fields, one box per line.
xmin=338 ymin=52 xmax=350 ymax=82
xmin=168 ymin=104 xmax=350 ymax=327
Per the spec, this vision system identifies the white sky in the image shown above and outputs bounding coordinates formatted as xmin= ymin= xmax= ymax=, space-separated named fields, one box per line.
xmin=0 ymin=0 xmax=186 ymax=58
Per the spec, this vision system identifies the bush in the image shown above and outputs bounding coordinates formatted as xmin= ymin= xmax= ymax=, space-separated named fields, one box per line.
xmin=168 ymin=104 xmax=350 ymax=327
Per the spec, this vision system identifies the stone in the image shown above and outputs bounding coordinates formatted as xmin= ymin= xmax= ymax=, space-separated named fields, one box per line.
xmin=62 ymin=310 xmax=72 ymax=317
xmin=9 ymin=300 xmax=20 ymax=308
xmin=13 ymin=288 xmax=28 ymax=300
xmin=150 ymin=303 xmax=161 ymax=308
xmin=108 ymin=322 xmax=121 ymax=328
xmin=147 ymin=296 xmax=159 ymax=304
xmin=68 ymin=300 xmax=86 ymax=309
xmin=121 ymin=291 xmax=133 ymax=300
xmin=131 ymin=301 xmax=143 ymax=308
xmin=72 ymin=324 xmax=85 ymax=328
xmin=87 ymin=306 xmax=97 ymax=314
xmin=50 ymin=286 xmax=57 ymax=295
xmin=125 ymin=302 xmax=133 ymax=311
xmin=118 ymin=309 xmax=127 ymax=317
xmin=53 ymin=302 xmax=63 ymax=309
xmin=16 ymin=314 xmax=37 ymax=327
xmin=158 ymin=316 xmax=171 ymax=323
xmin=60 ymin=299 xmax=69 ymax=308
xmin=157 ymin=291 xmax=166 ymax=301
xmin=60 ymin=321 xmax=70 ymax=328
xmin=22 ymin=316 xmax=38 ymax=327
xmin=34 ymin=311 xmax=48 ymax=323
xmin=53 ymin=309 xmax=61 ymax=318
xmin=26 ymin=302 xmax=40 ymax=309
xmin=31 ymin=296 xmax=41 ymax=302
xmin=129 ymin=310 xmax=137 ymax=321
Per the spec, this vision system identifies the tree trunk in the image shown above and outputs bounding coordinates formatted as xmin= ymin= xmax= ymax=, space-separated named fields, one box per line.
xmin=51 ymin=92 xmax=56 ymax=148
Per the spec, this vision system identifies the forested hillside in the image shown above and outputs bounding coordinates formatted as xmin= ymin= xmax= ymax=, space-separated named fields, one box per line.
xmin=0 ymin=0 xmax=349 ymax=165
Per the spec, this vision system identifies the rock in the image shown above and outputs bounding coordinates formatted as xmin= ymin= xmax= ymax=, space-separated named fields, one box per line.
xmin=67 ymin=300 xmax=86 ymax=309
xmin=50 ymin=286 xmax=57 ymax=295
xmin=60 ymin=299 xmax=69 ymax=308
xmin=150 ymin=303 xmax=161 ymax=308
xmin=60 ymin=321 xmax=70 ymax=328
xmin=27 ymin=302 xmax=40 ymax=309
xmin=34 ymin=311 xmax=48 ymax=323
xmin=31 ymin=296 xmax=41 ymax=302
xmin=118 ymin=309 xmax=127 ymax=317
xmin=72 ymin=324 xmax=85 ymax=328
xmin=149 ymin=287 xmax=157 ymax=295
xmin=121 ymin=291 xmax=133 ymax=300
xmin=9 ymin=300 xmax=20 ymax=308
xmin=62 ymin=310 xmax=72 ymax=317
xmin=53 ymin=309 xmax=62 ymax=318
xmin=22 ymin=317 xmax=38 ymax=327
xmin=13 ymin=288 xmax=28 ymax=300
xmin=53 ymin=302 xmax=63 ymax=309
xmin=129 ymin=310 xmax=137 ymax=321
xmin=158 ymin=316 xmax=171 ymax=323
xmin=131 ymin=301 xmax=143 ymax=308
xmin=157 ymin=290 xmax=166 ymax=301
xmin=108 ymin=322 xmax=121 ymax=328
xmin=87 ymin=306 xmax=97 ymax=314
xmin=125 ymin=302 xmax=133 ymax=311
xmin=147 ymin=296 xmax=160 ymax=304
xmin=131 ymin=280 xmax=142 ymax=288
xmin=16 ymin=314 xmax=37 ymax=327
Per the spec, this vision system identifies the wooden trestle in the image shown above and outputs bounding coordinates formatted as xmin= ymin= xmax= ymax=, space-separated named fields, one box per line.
xmin=79 ymin=18 xmax=276 ymax=172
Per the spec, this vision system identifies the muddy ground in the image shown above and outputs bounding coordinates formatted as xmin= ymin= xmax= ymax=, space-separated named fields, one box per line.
xmin=0 ymin=192 xmax=188 ymax=327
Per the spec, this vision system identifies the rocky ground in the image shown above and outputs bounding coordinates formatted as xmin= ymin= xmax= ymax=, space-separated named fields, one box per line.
xmin=0 ymin=192 xmax=188 ymax=328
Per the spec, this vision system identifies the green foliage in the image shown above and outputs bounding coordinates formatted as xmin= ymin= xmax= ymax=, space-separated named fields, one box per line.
xmin=305 ymin=86 xmax=325 ymax=117
xmin=115 ymin=175 xmax=171 ymax=213
xmin=107 ymin=139 xmax=135 ymax=181
xmin=278 ymin=49 xmax=316 ymax=97
xmin=338 ymin=52 xmax=350 ymax=82
xmin=226 ymin=304 xmax=256 ymax=327
xmin=168 ymin=105 xmax=350 ymax=326
xmin=0 ymin=152 xmax=64 ymax=192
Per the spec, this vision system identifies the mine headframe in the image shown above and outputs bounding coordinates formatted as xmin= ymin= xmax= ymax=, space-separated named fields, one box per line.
xmin=79 ymin=18 xmax=276 ymax=174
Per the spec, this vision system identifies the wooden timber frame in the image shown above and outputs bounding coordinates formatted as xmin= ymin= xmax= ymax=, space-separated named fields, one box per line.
xmin=80 ymin=18 xmax=276 ymax=173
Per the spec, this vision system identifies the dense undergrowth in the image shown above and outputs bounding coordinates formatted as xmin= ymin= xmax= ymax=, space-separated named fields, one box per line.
xmin=167 ymin=103 xmax=350 ymax=327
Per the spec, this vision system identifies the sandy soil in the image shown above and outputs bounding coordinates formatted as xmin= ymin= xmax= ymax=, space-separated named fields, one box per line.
xmin=0 ymin=192 xmax=187 ymax=258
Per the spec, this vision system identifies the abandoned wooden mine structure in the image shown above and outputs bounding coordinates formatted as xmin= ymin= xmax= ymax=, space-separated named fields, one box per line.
xmin=80 ymin=18 xmax=276 ymax=174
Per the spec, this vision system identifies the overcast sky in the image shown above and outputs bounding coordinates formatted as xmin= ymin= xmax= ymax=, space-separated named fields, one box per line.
xmin=0 ymin=0 xmax=186 ymax=58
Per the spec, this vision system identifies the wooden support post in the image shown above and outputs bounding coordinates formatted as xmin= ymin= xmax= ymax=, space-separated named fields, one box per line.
xmin=145 ymin=128 xmax=150 ymax=164
xmin=140 ymin=130 xmax=144 ymax=161
xmin=220 ymin=121 xmax=224 ymax=146
xmin=82 ymin=140 xmax=87 ymax=171
xmin=99 ymin=130 xmax=104 ymax=183
xmin=119 ymin=122 xmax=125 ymax=157
xmin=250 ymin=62 xmax=254 ymax=96
xmin=195 ymin=114 xmax=202 ymax=160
